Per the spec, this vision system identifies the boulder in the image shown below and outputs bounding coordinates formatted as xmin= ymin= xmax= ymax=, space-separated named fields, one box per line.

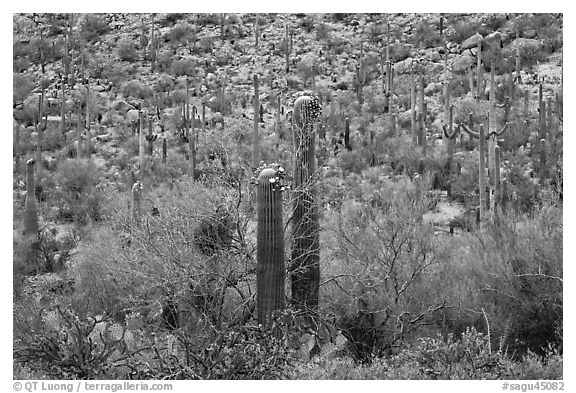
xmin=461 ymin=32 xmax=483 ymax=50
xmin=452 ymin=54 xmax=474 ymax=72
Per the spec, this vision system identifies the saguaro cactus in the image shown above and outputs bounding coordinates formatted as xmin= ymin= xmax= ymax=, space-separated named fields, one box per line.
xmin=24 ymin=159 xmax=39 ymax=267
xmin=539 ymin=138 xmax=547 ymax=185
xmin=252 ymin=74 xmax=260 ymax=168
xmin=162 ymin=137 xmax=167 ymax=164
xmin=442 ymin=104 xmax=459 ymax=175
xmin=493 ymin=145 xmax=501 ymax=211
xmin=14 ymin=123 xmax=21 ymax=174
xmin=146 ymin=117 xmax=157 ymax=156
xmin=476 ymin=39 xmax=483 ymax=101
xmin=76 ymin=106 xmax=83 ymax=158
xmin=256 ymin=165 xmax=286 ymax=327
xmin=284 ymin=23 xmax=291 ymax=73
xmin=291 ymin=94 xmax=321 ymax=312
xmin=410 ymin=61 xmax=417 ymax=137
xmin=344 ymin=117 xmax=351 ymax=150
xmin=418 ymin=63 xmax=427 ymax=153
xmin=478 ymin=124 xmax=487 ymax=222
xmin=515 ymin=28 xmax=522 ymax=84
xmin=189 ymin=105 xmax=197 ymax=178
xmin=138 ymin=110 xmax=145 ymax=168
xmin=132 ymin=181 xmax=143 ymax=222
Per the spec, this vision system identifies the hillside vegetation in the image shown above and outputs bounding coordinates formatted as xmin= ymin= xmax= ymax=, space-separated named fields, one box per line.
xmin=13 ymin=13 xmax=562 ymax=380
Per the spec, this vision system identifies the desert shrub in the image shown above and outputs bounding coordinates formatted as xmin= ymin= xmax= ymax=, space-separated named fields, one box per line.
xmin=300 ymin=15 xmax=315 ymax=33
xmin=290 ymin=328 xmax=561 ymax=379
xmin=171 ymin=58 xmax=195 ymax=77
xmin=320 ymin=176 xmax=449 ymax=360
xmin=164 ymin=22 xmax=191 ymax=53
xmin=412 ymin=20 xmax=442 ymax=48
xmin=316 ymin=21 xmax=331 ymax=41
xmin=13 ymin=73 xmax=35 ymax=105
xmin=446 ymin=20 xmax=481 ymax=44
xmin=71 ymin=180 xmax=252 ymax=325
xmin=437 ymin=200 xmax=562 ymax=358
xmin=450 ymin=152 xmax=479 ymax=204
xmin=120 ymin=79 xmax=154 ymax=101
xmin=79 ymin=14 xmax=110 ymax=43
xmin=117 ymin=39 xmax=138 ymax=62
xmin=51 ymin=158 xmax=103 ymax=224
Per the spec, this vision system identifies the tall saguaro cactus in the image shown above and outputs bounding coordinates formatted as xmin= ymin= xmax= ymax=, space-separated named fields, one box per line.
xmin=478 ymin=124 xmax=487 ymax=222
xmin=252 ymin=74 xmax=260 ymax=168
xmin=418 ymin=63 xmax=426 ymax=153
xmin=461 ymin=121 xmax=489 ymax=221
xmin=291 ymin=94 xmax=321 ymax=312
xmin=410 ymin=62 xmax=417 ymax=137
xmin=138 ymin=110 xmax=145 ymax=168
xmin=494 ymin=145 xmax=501 ymax=211
xmin=24 ymin=159 xmax=39 ymax=267
xmin=256 ymin=166 xmax=286 ymax=327
xmin=476 ymin=39 xmax=483 ymax=101
xmin=515 ymin=28 xmax=522 ymax=84
xmin=189 ymin=105 xmax=197 ymax=178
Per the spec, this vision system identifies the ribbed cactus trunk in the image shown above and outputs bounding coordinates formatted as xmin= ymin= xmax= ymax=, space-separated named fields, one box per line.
xmin=494 ymin=145 xmax=501 ymax=211
xmin=291 ymin=95 xmax=321 ymax=312
xmin=410 ymin=63 xmax=417 ymax=138
xmin=418 ymin=65 xmax=426 ymax=154
xmin=515 ymin=28 xmax=522 ymax=84
xmin=446 ymin=105 xmax=455 ymax=173
xmin=539 ymin=86 xmax=547 ymax=185
xmin=478 ymin=125 xmax=487 ymax=223
xmin=189 ymin=105 xmax=197 ymax=179
xmin=344 ymin=117 xmax=351 ymax=150
xmin=443 ymin=42 xmax=450 ymax=143
xmin=488 ymin=61 xmax=497 ymax=203
xmin=389 ymin=67 xmax=396 ymax=135
xmin=285 ymin=24 xmax=290 ymax=73
xmin=85 ymin=83 xmax=90 ymax=132
xmin=252 ymin=74 xmax=260 ymax=168
xmin=76 ymin=107 xmax=83 ymax=158
xmin=539 ymin=139 xmax=547 ymax=186
xmin=254 ymin=14 xmax=260 ymax=48
xmin=275 ymin=95 xmax=282 ymax=138
xmin=162 ymin=138 xmax=167 ymax=164
xmin=14 ymin=124 xmax=20 ymax=174
xmin=132 ymin=181 xmax=143 ymax=222
xmin=147 ymin=118 xmax=154 ymax=156
xmin=138 ymin=110 xmax=145 ymax=168
xmin=36 ymin=92 xmax=44 ymax=174
xmin=60 ymin=79 xmax=66 ymax=138
xmin=24 ymin=159 xmax=39 ymax=267
xmin=501 ymin=178 xmax=509 ymax=214
xmin=468 ymin=65 xmax=475 ymax=96
xmin=476 ymin=40 xmax=483 ymax=101
xmin=524 ymin=88 xmax=530 ymax=119
xmin=256 ymin=167 xmax=285 ymax=327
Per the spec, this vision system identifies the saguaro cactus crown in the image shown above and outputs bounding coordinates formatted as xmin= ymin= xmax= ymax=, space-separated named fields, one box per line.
xmin=256 ymin=165 xmax=286 ymax=327
xmin=291 ymin=93 xmax=321 ymax=312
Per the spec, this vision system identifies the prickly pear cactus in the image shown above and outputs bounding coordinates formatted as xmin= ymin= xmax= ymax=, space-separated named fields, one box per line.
xmin=291 ymin=93 xmax=321 ymax=312
xmin=256 ymin=164 xmax=286 ymax=327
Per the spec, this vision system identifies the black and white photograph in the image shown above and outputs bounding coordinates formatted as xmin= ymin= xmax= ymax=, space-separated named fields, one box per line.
xmin=11 ymin=10 xmax=564 ymax=384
